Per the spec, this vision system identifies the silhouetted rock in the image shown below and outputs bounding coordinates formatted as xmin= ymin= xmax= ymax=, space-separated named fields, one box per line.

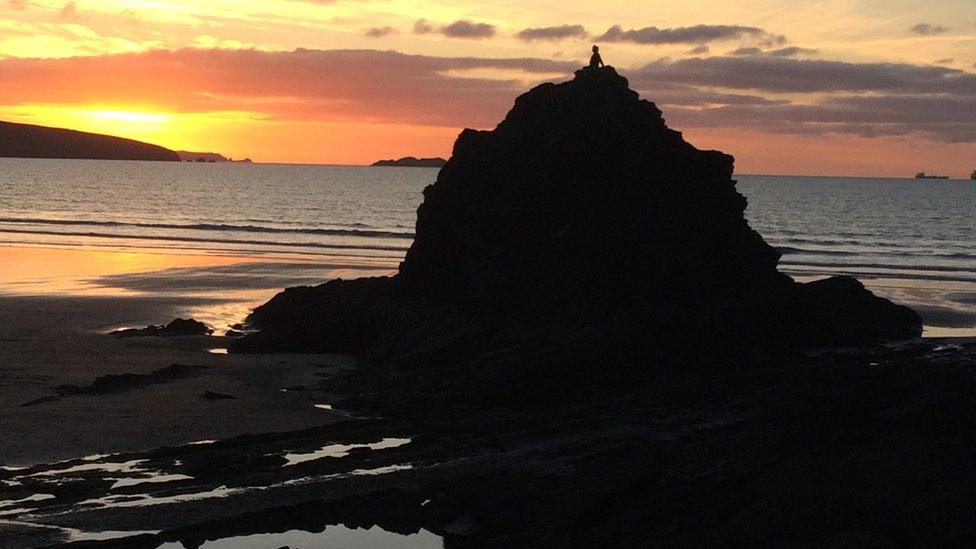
xmin=57 ymin=364 xmax=206 ymax=396
xmin=201 ymin=391 xmax=237 ymax=400
xmin=177 ymin=151 xmax=229 ymax=162
xmin=372 ymin=156 xmax=447 ymax=168
xmin=0 ymin=120 xmax=180 ymax=161
xmin=113 ymin=318 xmax=213 ymax=338
xmin=234 ymin=66 xmax=920 ymax=363
xmin=20 ymin=364 xmax=206 ymax=406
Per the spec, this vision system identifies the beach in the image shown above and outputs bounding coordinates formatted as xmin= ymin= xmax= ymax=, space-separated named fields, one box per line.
xmin=0 ymin=157 xmax=973 ymax=546
xmin=0 ymin=291 xmax=351 ymax=467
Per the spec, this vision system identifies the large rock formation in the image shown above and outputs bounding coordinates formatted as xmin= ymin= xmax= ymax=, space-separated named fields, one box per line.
xmin=0 ymin=120 xmax=180 ymax=161
xmin=233 ymin=67 xmax=920 ymax=361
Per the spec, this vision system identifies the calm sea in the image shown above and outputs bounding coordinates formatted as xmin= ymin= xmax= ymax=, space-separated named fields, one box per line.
xmin=0 ymin=158 xmax=973 ymax=334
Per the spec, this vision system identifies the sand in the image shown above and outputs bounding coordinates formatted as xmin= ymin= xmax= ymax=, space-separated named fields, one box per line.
xmin=0 ymin=294 xmax=348 ymax=465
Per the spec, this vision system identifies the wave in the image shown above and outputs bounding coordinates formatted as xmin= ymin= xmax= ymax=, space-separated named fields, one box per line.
xmin=777 ymin=246 xmax=976 ymax=261
xmin=0 ymin=217 xmax=415 ymax=239
xmin=781 ymin=259 xmax=976 ymax=275
xmin=0 ymin=227 xmax=412 ymax=253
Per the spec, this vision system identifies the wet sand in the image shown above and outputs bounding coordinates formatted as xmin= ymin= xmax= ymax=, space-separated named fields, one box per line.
xmin=0 ymin=294 xmax=348 ymax=465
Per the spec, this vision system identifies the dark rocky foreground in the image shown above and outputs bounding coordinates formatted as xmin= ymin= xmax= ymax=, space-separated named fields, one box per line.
xmin=11 ymin=68 xmax=972 ymax=547
xmin=5 ymin=340 xmax=973 ymax=547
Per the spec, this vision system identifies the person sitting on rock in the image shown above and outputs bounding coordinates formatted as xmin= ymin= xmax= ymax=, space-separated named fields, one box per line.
xmin=589 ymin=45 xmax=604 ymax=69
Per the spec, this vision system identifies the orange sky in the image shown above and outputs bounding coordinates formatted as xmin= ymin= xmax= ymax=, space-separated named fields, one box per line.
xmin=1 ymin=0 xmax=974 ymax=176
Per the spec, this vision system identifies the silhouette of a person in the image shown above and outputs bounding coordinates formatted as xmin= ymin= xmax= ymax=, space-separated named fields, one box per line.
xmin=589 ymin=45 xmax=604 ymax=68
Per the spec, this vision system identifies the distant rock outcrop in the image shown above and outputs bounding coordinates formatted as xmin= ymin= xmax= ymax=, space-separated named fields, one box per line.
xmin=234 ymin=67 xmax=920 ymax=361
xmin=178 ymin=151 xmax=229 ymax=163
xmin=0 ymin=120 xmax=180 ymax=161
xmin=112 ymin=318 xmax=213 ymax=338
xmin=176 ymin=151 xmax=252 ymax=163
xmin=372 ymin=156 xmax=447 ymax=168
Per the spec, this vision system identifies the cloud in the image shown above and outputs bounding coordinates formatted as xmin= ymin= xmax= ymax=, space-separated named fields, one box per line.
xmin=57 ymin=1 xmax=76 ymax=20
xmin=5 ymin=0 xmax=27 ymax=9
xmin=441 ymin=19 xmax=495 ymax=39
xmin=0 ymin=48 xmax=577 ymax=128
xmin=910 ymin=23 xmax=948 ymax=35
xmin=767 ymin=46 xmax=817 ymax=57
xmin=687 ymin=45 xmax=710 ymax=55
xmin=364 ymin=26 xmax=398 ymax=38
xmin=729 ymin=46 xmax=816 ymax=57
xmin=516 ymin=24 xmax=587 ymax=41
xmin=634 ymin=56 xmax=976 ymax=94
xmin=729 ymin=47 xmax=762 ymax=56
xmin=632 ymin=55 xmax=976 ymax=143
xmin=935 ymin=58 xmax=954 ymax=65
xmin=597 ymin=24 xmax=782 ymax=45
xmin=412 ymin=18 xmax=495 ymax=39
xmin=412 ymin=19 xmax=434 ymax=34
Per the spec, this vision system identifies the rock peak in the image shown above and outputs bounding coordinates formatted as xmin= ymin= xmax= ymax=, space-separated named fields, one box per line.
xmin=572 ymin=65 xmax=630 ymax=88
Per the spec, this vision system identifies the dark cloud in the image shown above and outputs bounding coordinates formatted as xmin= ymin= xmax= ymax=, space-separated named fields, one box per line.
xmin=413 ymin=19 xmax=435 ymax=34
xmin=910 ymin=23 xmax=948 ymax=35
xmin=412 ymin=18 xmax=496 ymax=39
xmin=935 ymin=58 xmax=954 ymax=65
xmin=634 ymin=56 xmax=976 ymax=94
xmin=441 ymin=20 xmax=496 ymax=39
xmin=638 ymin=81 xmax=789 ymax=107
xmin=632 ymin=56 xmax=976 ymax=143
xmin=687 ymin=45 xmax=710 ymax=55
xmin=515 ymin=24 xmax=587 ymax=41
xmin=767 ymin=46 xmax=817 ymax=57
xmin=661 ymin=95 xmax=976 ymax=143
xmin=597 ymin=24 xmax=782 ymax=45
xmin=364 ymin=26 xmax=398 ymax=38
xmin=729 ymin=47 xmax=762 ymax=56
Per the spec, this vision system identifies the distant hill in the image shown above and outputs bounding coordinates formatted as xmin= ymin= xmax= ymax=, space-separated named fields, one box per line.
xmin=0 ymin=120 xmax=180 ymax=161
xmin=372 ymin=156 xmax=446 ymax=168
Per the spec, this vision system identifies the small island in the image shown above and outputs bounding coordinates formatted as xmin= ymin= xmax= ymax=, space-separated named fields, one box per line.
xmin=371 ymin=156 xmax=446 ymax=168
xmin=177 ymin=151 xmax=253 ymax=163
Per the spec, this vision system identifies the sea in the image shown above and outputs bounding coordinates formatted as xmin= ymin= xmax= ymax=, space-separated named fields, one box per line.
xmin=0 ymin=158 xmax=973 ymax=336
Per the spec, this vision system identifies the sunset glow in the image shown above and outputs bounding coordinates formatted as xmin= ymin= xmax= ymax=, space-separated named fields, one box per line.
xmin=1 ymin=0 xmax=974 ymax=174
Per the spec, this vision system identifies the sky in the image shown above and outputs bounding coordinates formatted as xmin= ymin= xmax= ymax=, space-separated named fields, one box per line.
xmin=0 ymin=0 xmax=974 ymax=176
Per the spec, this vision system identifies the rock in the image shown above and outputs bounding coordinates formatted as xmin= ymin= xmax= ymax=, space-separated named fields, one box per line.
xmin=20 ymin=364 xmax=206 ymax=406
xmin=113 ymin=318 xmax=213 ymax=338
xmin=371 ymin=156 xmax=447 ymax=168
xmin=233 ymin=66 xmax=921 ymax=361
xmin=795 ymin=276 xmax=922 ymax=345
xmin=201 ymin=391 xmax=237 ymax=400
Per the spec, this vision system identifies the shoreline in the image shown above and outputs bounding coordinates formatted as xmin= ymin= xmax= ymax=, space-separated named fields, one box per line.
xmin=0 ymin=243 xmax=969 ymax=338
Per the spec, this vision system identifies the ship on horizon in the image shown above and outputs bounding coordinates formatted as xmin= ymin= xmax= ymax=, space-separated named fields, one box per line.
xmin=915 ymin=172 xmax=950 ymax=180
xmin=971 ymin=170 xmax=975 ymax=181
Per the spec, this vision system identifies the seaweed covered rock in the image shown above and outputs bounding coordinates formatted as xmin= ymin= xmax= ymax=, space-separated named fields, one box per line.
xmin=233 ymin=67 xmax=920 ymax=358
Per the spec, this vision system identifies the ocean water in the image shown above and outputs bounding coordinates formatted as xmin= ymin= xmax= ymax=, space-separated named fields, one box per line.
xmin=0 ymin=158 xmax=973 ymax=334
